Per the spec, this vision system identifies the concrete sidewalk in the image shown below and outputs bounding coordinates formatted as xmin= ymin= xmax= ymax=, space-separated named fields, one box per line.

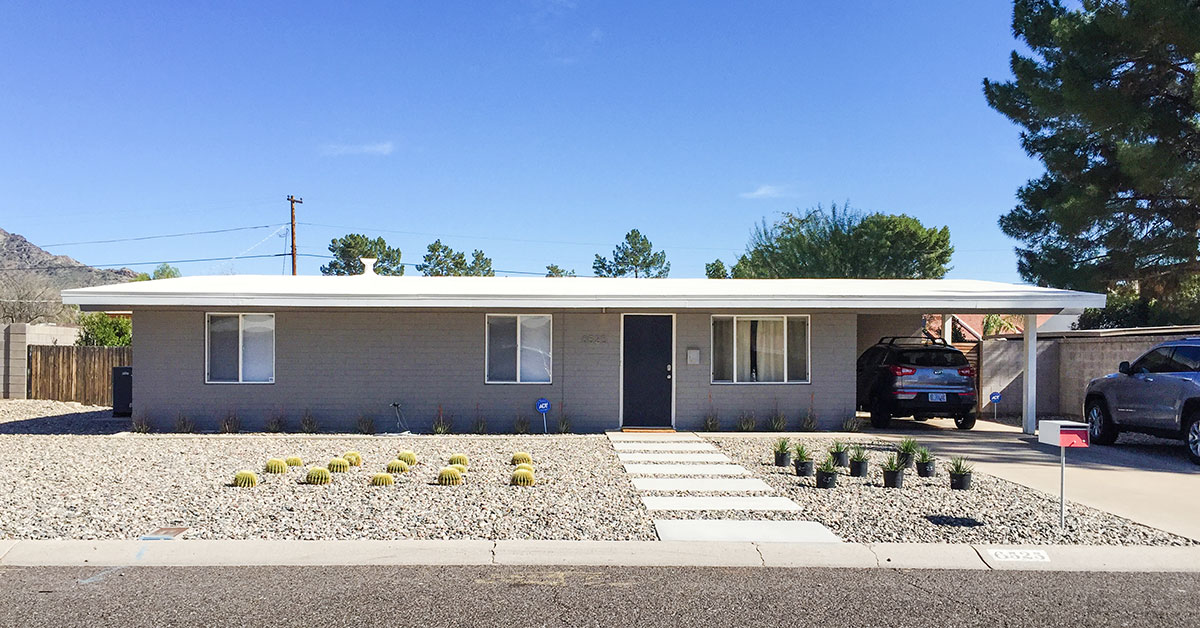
xmin=875 ymin=419 xmax=1200 ymax=542
xmin=3 ymin=539 xmax=1199 ymax=572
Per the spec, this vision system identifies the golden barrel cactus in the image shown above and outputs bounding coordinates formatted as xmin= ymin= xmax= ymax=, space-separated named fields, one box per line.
xmin=264 ymin=459 xmax=288 ymax=474
xmin=398 ymin=450 xmax=418 ymax=466
xmin=511 ymin=452 xmax=532 ymax=465
xmin=369 ymin=473 xmax=394 ymax=486
xmin=515 ymin=463 xmax=534 ymax=472
xmin=284 ymin=456 xmax=303 ymax=467
xmin=436 ymin=466 xmax=464 ymax=486
xmin=448 ymin=453 xmax=469 ymax=467
xmin=328 ymin=458 xmax=350 ymax=473
xmin=233 ymin=470 xmax=258 ymax=488
xmin=343 ymin=452 xmax=363 ymax=467
xmin=305 ymin=467 xmax=332 ymax=485
xmin=386 ymin=459 xmax=410 ymax=474
xmin=510 ymin=469 xmax=535 ymax=486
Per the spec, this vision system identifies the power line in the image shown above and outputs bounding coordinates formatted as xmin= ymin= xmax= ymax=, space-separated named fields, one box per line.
xmin=40 ymin=224 xmax=288 ymax=247
xmin=0 ymin=253 xmax=288 ymax=271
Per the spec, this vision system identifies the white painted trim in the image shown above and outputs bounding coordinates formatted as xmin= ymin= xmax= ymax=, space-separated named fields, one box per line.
xmin=484 ymin=314 xmax=553 ymax=385
xmin=709 ymin=314 xmax=811 ymax=384
xmin=619 ymin=313 xmax=676 ymax=429
xmin=204 ymin=313 xmax=275 ymax=385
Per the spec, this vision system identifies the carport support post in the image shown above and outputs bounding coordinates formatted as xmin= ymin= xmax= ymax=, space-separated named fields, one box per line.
xmin=941 ymin=313 xmax=953 ymax=341
xmin=1022 ymin=314 xmax=1038 ymax=435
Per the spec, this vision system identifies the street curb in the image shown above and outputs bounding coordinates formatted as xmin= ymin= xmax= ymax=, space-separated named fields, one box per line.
xmin=3 ymin=540 xmax=1199 ymax=572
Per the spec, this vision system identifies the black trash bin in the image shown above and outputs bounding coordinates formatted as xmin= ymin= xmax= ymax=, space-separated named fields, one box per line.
xmin=112 ymin=366 xmax=132 ymax=417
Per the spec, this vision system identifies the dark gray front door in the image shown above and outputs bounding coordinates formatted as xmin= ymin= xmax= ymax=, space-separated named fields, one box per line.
xmin=622 ymin=315 xmax=673 ymax=427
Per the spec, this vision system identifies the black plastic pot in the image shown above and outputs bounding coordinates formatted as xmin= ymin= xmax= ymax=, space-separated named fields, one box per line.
xmin=883 ymin=469 xmax=905 ymax=488
xmin=794 ymin=460 xmax=814 ymax=477
xmin=831 ymin=451 xmax=849 ymax=467
xmin=916 ymin=461 xmax=936 ymax=477
xmin=849 ymin=460 xmax=868 ymax=477
xmin=950 ymin=472 xmax=972 ymax=490
xmin=774 ymin=452 xmax=792 ymax=467
xmin=897 ymin=452 xmax=914 ymax=469
xmin=815 ymin=470 xmax=838 ymax=488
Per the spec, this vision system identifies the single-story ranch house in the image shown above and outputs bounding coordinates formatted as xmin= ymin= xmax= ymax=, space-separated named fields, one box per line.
xmin=62 ymin=267 xmax=1105 ymax=433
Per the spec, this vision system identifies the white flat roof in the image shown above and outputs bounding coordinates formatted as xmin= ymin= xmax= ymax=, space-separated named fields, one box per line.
xmin=61 ymin=276 xmax=1106 ymax=313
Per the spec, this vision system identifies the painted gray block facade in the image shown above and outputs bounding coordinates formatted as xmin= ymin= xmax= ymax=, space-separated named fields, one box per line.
xmin=131 ymin=307 xmax=869 ymax=432
xmin=2 ymin=323 xmax=80 ymax=399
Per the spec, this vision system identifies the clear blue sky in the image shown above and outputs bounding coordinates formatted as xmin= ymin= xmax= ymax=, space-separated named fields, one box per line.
xmin=1 ymin=1 xmax=1039 ymax=280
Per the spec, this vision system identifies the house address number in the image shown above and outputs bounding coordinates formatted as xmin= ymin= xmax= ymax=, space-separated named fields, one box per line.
xmin=581 ymin=334 xmax=608 ymax=344
xmin=987 ymin=549 xmax=1050 ymax=562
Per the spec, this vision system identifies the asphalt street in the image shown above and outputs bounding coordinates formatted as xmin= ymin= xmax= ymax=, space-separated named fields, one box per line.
xmin=1 ymin=565 xmax=1196 ymax=627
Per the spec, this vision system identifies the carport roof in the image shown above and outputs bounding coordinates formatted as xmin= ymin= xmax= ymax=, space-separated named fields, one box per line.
xmin=61 ymin=276 xmax=1106 ymax=312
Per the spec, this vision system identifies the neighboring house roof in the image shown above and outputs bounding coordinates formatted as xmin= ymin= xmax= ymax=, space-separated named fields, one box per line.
xmin=61 ymin=276 xmax=1106 ymax=312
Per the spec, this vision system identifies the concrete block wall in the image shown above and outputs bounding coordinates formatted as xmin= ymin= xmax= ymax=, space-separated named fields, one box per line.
xmin=1 ymin=323 xmax=80 ymax=399
xmin=978 ymin=338 xmax=1059 ymax=417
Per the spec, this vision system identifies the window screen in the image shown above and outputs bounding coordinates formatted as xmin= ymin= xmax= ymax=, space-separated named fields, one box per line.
xmin=207 ymin=314 xmax=274 ymax=383
xmin=711 ymin=315 xmax=809 ymax=383
xmin=487 ymin=315 xmax=552 ymax=383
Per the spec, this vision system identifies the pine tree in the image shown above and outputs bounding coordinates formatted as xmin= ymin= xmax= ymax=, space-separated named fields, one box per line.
xmin=321 ymin=234 xmax=405 ymax=275
xmin=593 ymin=229 xmax=670 ymax=278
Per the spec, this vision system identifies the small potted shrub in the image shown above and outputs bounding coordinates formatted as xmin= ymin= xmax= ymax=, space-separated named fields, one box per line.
xmin=815 ymin=456 xmax=838 ymax=488
xmin=881 ymin=454 xmax=905 ymax=489
xmin=949 ymin=456 xmax=974 ymax=490
xmin=896 ymin=437 xmax=919 ymax=468
xmin=849 ymin=445 xmax=869 ymax=477
xmin=792 ymin=443 xmax=813 ymax=476
xmin=773 ymin=438 xmax=792 ymax=466
xmin=829 ymin=441 xmax=849 ymax=467
xmin=915 ymin=447 xmax=936 ymax=477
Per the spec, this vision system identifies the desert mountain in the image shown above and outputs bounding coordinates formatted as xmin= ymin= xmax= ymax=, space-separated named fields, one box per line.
xmin=0 ymin=227 xmax=137 ymax=288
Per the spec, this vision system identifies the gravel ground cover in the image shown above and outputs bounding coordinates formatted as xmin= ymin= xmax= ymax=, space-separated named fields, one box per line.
xmin=0 ymin=401 xmax=653 ymax=541
xmin=694 ymin=435 xmax=1193 ymax=546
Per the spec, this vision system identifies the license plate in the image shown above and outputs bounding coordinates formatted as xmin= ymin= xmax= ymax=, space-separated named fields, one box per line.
xmin=928 ymin=393 xmax=946 ymax=402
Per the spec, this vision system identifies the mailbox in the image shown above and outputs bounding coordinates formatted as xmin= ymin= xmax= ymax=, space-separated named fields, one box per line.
xmin=1039 ymin=420 xmax=1089 ymax=448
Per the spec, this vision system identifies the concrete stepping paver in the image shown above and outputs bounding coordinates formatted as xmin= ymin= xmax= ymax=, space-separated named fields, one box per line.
xmin=607 ymin=432 xmax=701 ymax=442
xmin=623 ymin=463 xmax=748 ymax=476
xmin=611 ymin=442 xmax=718 ymax=452
xmin=641 ymin=496 xmax=801 ymax=511
xmin=617 ymin=453 xmax=731 ymax=463
xmin=632 ymin=478 xmax=773 ymax=492
xmin=654 ymin=519 xmax=841 ymax=543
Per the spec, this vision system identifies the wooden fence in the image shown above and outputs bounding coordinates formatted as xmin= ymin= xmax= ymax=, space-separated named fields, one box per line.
xmin=27 ymin=345 xmax=132 ymax=406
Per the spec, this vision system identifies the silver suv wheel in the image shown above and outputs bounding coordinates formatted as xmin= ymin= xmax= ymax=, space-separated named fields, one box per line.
xmin=1088 ymin=404 xmax=1103 ymax=438
xmin=1189 ymin=420 xmax=1200 ymax=458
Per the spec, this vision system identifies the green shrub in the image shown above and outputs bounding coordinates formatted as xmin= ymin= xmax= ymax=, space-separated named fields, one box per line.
xmin=511 ymin=452 xmax=533 ymax=465
xmin=76 ymin=311 xmax=132 ymax=347
xmin=449 ymin=453 xmax=469 ymax=467
xmin=773 ymin=438 xmax=790 ymax=454
xmin=829 ymin=441 xmax=848 ymax=454
xmin=343 ymin=452 xmax=363 ymax=467
xmin=842 ymin=416 xmax=863 ymax=432
xmin=849 ymin=445 xmax=868 ymax=463
xmin=557 ymin=414 xmax=571 ymax=434
xmin=792 ymin=443 xmax=811 ymax=462
xmin=881 ymin=454 xmax=904 ymax=472
xmin=386 ymin=459 xmax=410 ymax=474
xmin=264 ymin=413 xmax=286 ymax=433
xmin=916 ymin=447 xmax=934 ymax=463
xmin=472 ymin=405 xmax=487 ymax=434
xmin=219 ymin=412 xmax=241 ymax=434
xmin=436 ymin=466 xmax=463 ymax=486
xmin=300 ymin=410 xmax=319 ymax=434
xmin=510 ymin=468 xmax=535 ymax=486
xmin=513 ymin=415 xmax=530 ymax=434
xmin=898 ymin=437 xmax=920 ymax=455
xmin=397 ymin=450 xmax=418 ymax=466
xmin=817 ymin=456 xmax=837 ymax=473
xmin=173 ymin=414 xmax=195 ymax=433
xmin=131 ymin=416 xmax=152 ymax=433
xmin=285 ymin=456 xmax=303 ymax=467
xmin=328 ymin=458 xmax=350 ymax=473
xmin=768 ymin=411 xmax=787 ymax=432
xmin=948 ymin=456 xmax=974 ymax=475
xmin=355 ymin=415 xmax=376 ymax=435
xmin=702 ymin=413 xmax=720 ymax=432
xmin=305 ymin=467 xmax=332 ymax=485
xmin=232 ymin=470 xmax=258 ymax=488
xmin=369 ymin=473 xmax=394 ymax=486
xmin=432 ymin=405 xmax=454 ymax=434
xmin=735 ymin=413 xmax=757 ymax=432
xmin=264 ymin=459 xmax=288 ymax=474
xmin=800 ymin=412 xmax=818 ymax=432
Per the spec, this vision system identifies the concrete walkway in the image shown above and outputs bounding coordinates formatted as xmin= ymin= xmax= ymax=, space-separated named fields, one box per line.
xmin=875 ymin=418 xmax=1200 ymax=542
xmin=3 ymin=539 xmax=1200 ymax=572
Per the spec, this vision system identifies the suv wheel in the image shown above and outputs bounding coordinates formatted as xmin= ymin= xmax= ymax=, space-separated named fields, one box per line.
xmin=869 ymin=398 xmax=891 ymax=429
xmin=1185 ymin=412 xmax=1200 ymax=466
xmin=953 ymin=412 xmax=976 ymax=430
xmin=1086 ymin=398 xmax=1119 ymax=445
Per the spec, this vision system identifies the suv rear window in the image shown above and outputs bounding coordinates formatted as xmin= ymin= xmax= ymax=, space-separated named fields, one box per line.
xmin=894 ymin=349 xmax=968 ymax=367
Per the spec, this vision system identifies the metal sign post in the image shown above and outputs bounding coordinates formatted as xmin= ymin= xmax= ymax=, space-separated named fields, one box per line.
xmin=535 ymin=398 xmax=551 ymax=434
xmin=1037 ymin=420 xmax=1089 ymax=527
xmin=989 ymin=392 xmax=1001 ymax=423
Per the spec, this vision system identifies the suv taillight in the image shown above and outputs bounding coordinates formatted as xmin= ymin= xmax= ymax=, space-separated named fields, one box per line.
xmin=889 ymin=365 xmax=916 ymax=377
xmin=958 ymin=366 xmax=976 ymax=377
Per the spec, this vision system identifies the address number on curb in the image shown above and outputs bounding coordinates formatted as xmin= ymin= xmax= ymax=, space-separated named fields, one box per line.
xmin=987 ymin=549 xmax=1050 ymax=562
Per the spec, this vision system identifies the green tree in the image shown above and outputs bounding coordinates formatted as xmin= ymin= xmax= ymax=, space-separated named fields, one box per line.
xmin=545 ymin=264 xmax=576 ymax=277
xmin=983 ymin=0 xmax=1200 ymax=302
xmin=151 ymin=263 xmax=181 ymax=280
xmin=321 ymin=234 xmax=405 ymax=276
xmin=725 ymin=203 xmax=953 ymax=279
xmin=705 ymin=259 xmax=730 ymax=279
xmin=76 ymin=312 xmax=132 ymax=346
xmin=593 ymin=229 xmax=670 ymax=278
xmin=131 ymin=272 xmax=151 ymax=282
xmin=417 ymin=240 xmax=495 ymax=276
xmin=466 ymin=250 xmax=495 ymax=276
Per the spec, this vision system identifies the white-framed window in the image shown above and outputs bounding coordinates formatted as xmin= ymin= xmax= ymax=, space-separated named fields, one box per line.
xmin=711 ymin=315 xmax=809 ymax=384
xmin=486 ymin=314 xmax=552 ymax=384
xmin=206 ymin=313 xmax=275 ymax=384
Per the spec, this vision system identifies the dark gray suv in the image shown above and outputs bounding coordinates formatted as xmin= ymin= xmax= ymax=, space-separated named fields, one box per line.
xmin=1083 ymin=338 xmax=1200 ymax=465
xmin=856 ymin=337 xmax=978 ymax=429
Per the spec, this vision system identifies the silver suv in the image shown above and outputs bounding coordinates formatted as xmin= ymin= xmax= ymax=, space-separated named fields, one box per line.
xmin=1084 ymin=338 xmax=1200 ymax=464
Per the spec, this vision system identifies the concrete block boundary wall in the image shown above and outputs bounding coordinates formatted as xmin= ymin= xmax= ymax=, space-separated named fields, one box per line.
xmin=1 ymin=323 xmax=81 ymax=399
xmin=979 ymin=330 xmax=1199 ymax=419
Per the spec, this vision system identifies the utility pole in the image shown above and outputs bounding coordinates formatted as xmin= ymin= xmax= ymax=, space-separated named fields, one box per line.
xmin=287 ymin=195 xmax=302 ymax=275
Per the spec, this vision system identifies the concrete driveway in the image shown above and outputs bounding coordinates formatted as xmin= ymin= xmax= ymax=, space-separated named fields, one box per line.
xmin=872 ymin=417 xmax=1200 ymax=542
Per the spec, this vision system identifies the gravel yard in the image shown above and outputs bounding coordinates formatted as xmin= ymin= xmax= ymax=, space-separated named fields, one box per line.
xmin=700 ymin=435 xmax=1194 ymax=546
